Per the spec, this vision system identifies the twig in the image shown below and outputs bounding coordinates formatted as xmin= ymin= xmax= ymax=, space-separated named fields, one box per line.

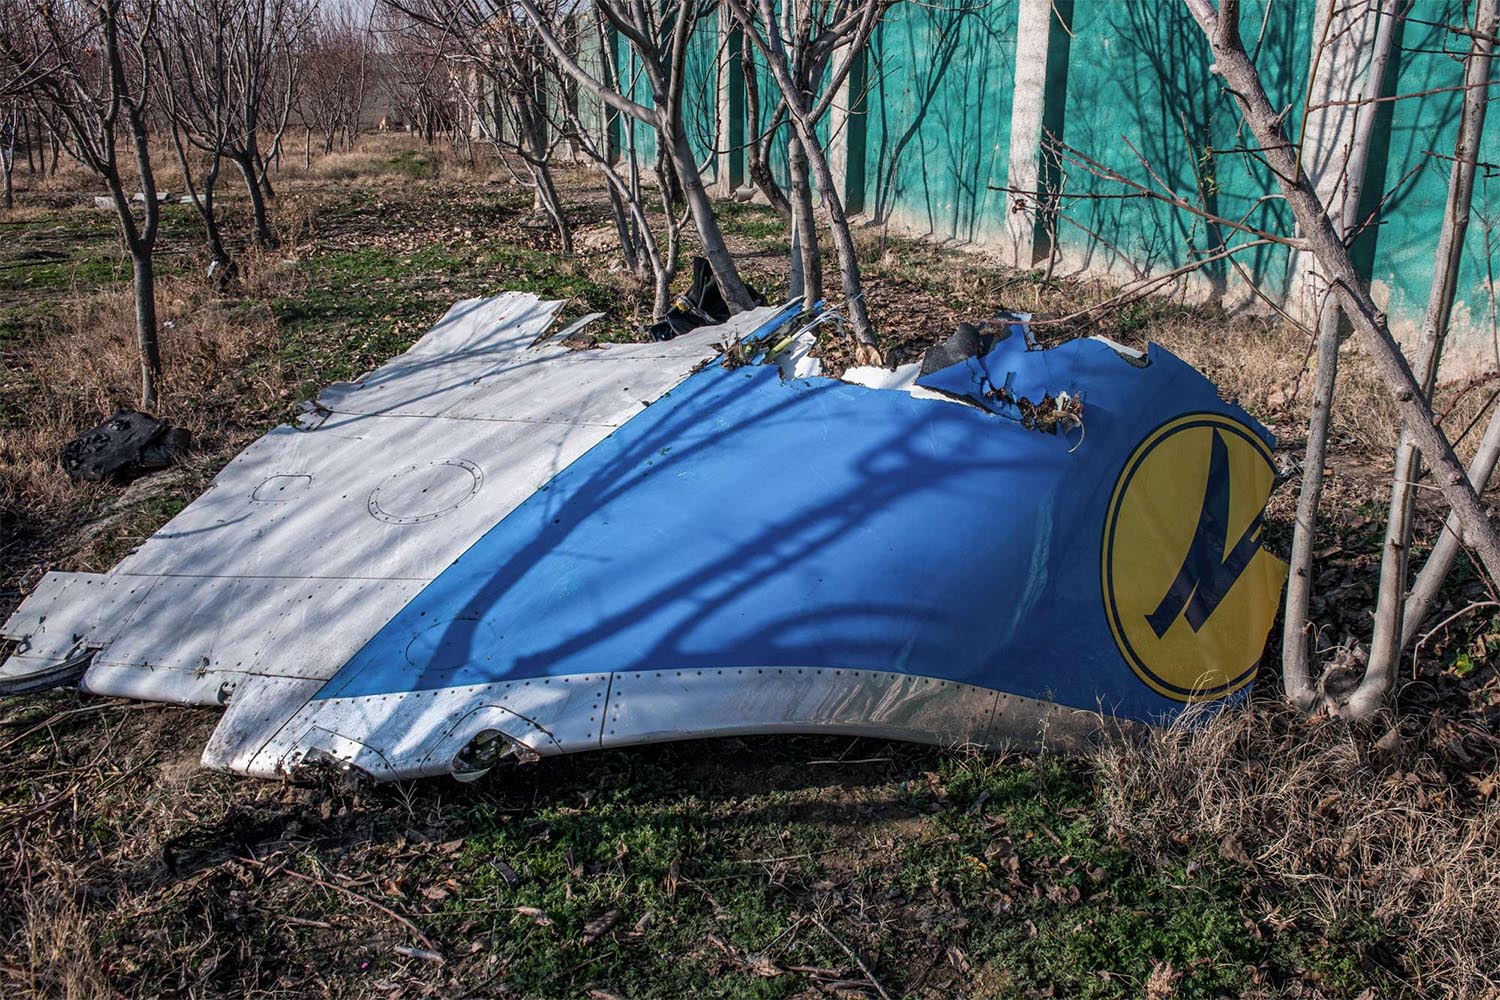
xmin=1412 ymin=601 xmax=1500 ymax=680
xmin=393 ymin=945 xmax=445 ymax=965
xmin=0 ymin=782 xmax=78 ymax=831
xmin=1434 ymin=370 xmax=1500 ymax=425
xmin=0 ymin=748 xmax=157 ymax=834
xmin=810 ymin=916 xmax=894 ymax=1000
xmin=244 ymin=857 xmax=439 ymax=953
xmin=0 ymin=701 xmax=145 ymax=755
xmin=732 ymin=848 xmax=839 ymax=865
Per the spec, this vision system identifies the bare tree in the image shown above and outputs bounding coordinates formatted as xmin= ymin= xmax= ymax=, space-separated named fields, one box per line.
xmin=737 ymin=27 xmax=791 ymax=219
xmin=224 ymin=0 xmax=309 ymax=246
xmin=255 ymin=11 xmax=303 ymax=189
xmin=519 ymin=0 xmax=759 ymax=312
xmin=382 ymin=0 xmax=573 ymax=251
xmin=723 ymin=0 xmax=889 ymax=351
xmin=1181 ymin=0 xmax=1500 ymax=718
xmin=1 ymin=98 xmax=16 ymax=208
xmin=1281 ymin=0 xmax=1403 ymax=711
xmin=299 ymin=6 xmax=373 ymax=159
xmin=1359 ymin=0 xmax=1498 ymax=712
xmin=1 ymin=0 xmax=165 ymax=408
xmin=155 ymin=0 xmax=237 ymax=277
xmin=382 ymin=13 xmax=458 ymax=145
xmin=564 ymin=7 xmax=690 ymax=317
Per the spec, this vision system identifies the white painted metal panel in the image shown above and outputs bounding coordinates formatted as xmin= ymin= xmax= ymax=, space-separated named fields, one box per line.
xmin=81 ymin=577 xmax=430 ymax=702
xmin=442 ymin=352 xmax=705 ymax=425
xmin=399 ymin=292 xmax=559 ymax=363
xmin=0 ymin=294 xmax=800 ymax=777
xmin=241 ymin=674 xmax=612 ymax=779
xmin=201 ymin=675 xmax=329 ymax=772
xmin=0 ymin=573 xmax=157 ymax=687
xmin=0 ymin=573 xmax=155 ymax=660
xmin=111 ymin=414 xmax=607 ymax=580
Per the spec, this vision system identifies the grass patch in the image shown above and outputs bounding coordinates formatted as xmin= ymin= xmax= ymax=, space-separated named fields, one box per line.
xmin=716 ymin=201 xmax=786 ymax=243
xmin=380 ymin=149 xmax=438 ymax=179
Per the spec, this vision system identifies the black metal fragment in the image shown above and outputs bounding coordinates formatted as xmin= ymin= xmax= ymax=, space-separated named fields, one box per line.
xmin=60 ymin=410 xmax=192 ymax=482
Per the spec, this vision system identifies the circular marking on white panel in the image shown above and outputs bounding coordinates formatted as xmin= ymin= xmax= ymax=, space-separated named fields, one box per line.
xmin=368 ymin=459 xmax=483 ymax=524
xmin=252 ymin=474 xmax=313 ymax=502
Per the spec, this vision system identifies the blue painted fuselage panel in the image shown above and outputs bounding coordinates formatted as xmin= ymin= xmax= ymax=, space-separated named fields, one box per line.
xmin=315 ymin=336 xmax=1267 ymax=723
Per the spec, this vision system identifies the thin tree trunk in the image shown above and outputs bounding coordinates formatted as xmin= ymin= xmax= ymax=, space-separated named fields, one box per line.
xmin=605 ymin=182 xmax=641 ymax=276
xmin=1282 ymin=303 xmax=1340 ymax=709
xmin=201 ymin=178 xmax=230 ymax=276
xmin=1186 ymin=0 xmax=1500 ymax=595
xmin=787 ymin=131 xmax=821 ymax=308
xmin=1403 ymin=401 xmax=1500 ymax=647
xmin=2 ymin=108 xmax=13 ymax=209
xmin=752 ymin=35 xmax=875 ymax=351
xmin=168 ymin=124 xmax=233 ymax=279
xmin=529 ymin=160 xmax=572 ymax=253
xmin=741 ymin=32 xmax=791 ymax=219
xmin=665 ymin=127 xmax=756 ymax=311
xmin=790 ymin=109 xmax=875 ymax=351
xmin=251 ymin=135 xmax=276 ymax=201
xmin=1362 ymin=0 xmax=1496 ymax=713
xmin=236 ymin=152 xmax=275 ymax=247
xmin=1282 ymin=0 xmax=1401 ymax=710
xmin=120 ymin=70 xmax=163 ymax=412
xmin=131 ymin=245 xmax=161 ymax=409
xmin=651 ymin=249 xmax=672 ymax=318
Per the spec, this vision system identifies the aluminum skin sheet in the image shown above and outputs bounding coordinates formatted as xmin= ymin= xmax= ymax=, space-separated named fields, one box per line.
xmin=0 ymin=295 xmax=798 ymax=742
xmin=1 ymin=297 xmax=1287 ymax=781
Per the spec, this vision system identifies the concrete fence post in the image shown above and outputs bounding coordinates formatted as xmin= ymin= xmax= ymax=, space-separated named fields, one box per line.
xmin=828 ymin=41 xmax=869 ymax=215
xmin=1003 ymin=0 xmax=1073 ymax=269
xmin=715 ymin=6 xmax=745 ymax=197
xmin=1287 ymin=0 xmax=1393 ymax=325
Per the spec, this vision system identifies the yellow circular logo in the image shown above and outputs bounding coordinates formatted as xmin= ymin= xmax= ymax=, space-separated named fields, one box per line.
xmin=1102 ymin=413 xmax=1286 ymax=701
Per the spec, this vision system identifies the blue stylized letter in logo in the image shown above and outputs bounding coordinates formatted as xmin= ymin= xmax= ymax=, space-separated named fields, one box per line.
xmin=1144 ymin=430 xmax=1266 ymax=639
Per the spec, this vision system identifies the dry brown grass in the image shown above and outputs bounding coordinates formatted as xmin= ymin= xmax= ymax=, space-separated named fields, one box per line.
xmin=277 ymin=134 xmax=511 ymax=187
xmin=0 ymin=274 xmax=282 ymax=521
xmin=20 ymin=877 xmax=109 ymax=1000
xmin=1095 ymin=706 xmax=1500 ymax=999
xmin=1148 ymin=311 xmax=1500 ymax=484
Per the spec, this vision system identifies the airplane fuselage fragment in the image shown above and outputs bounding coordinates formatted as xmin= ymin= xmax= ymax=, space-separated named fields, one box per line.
xmin=1 ymin=294 xmax=1287 ymax=781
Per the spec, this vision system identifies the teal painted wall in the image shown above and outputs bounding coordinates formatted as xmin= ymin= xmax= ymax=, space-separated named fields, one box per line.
xmin=614 ymin=32 xmax=658 ymax=166
xmin=862 ymin=0 xmax=1019 ymax=242
xmin=610 ymin=11 xmax=721 ymax=182
xmin=1367 ymin=0 xmax=1500 ymax=358
xmin=575 ymin=20 xmax=610 ymax=155
xmin=1058 ymin=0 xmax=1312 ymax=299
xmin=685 ymin=14 xmax=722 ymax=180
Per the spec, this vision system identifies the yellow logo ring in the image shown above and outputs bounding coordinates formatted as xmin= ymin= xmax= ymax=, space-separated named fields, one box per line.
xmin=1102 ymin=412 xmax=1286 ymax=702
